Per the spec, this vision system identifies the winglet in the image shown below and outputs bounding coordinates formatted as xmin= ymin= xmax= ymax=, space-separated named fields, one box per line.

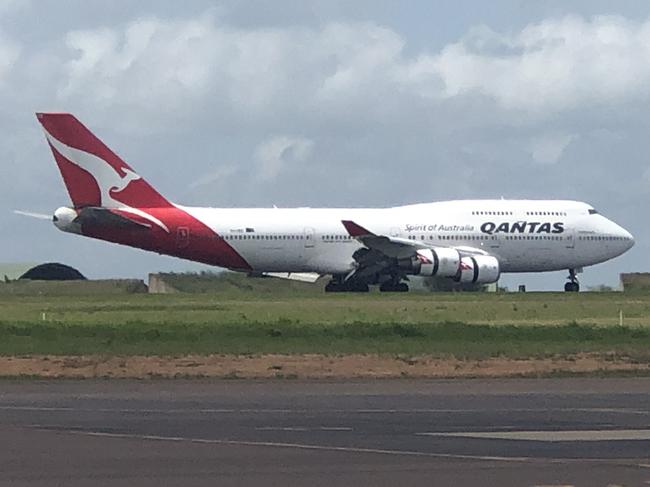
xmin=341 ymin=220 xmax=374 ymax=237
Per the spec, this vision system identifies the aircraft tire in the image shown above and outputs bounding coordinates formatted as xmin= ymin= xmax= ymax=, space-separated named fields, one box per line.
xmin=380 ymin=282 xmax=409 ymax=292
xmin=564 ymin=282 xmax=579 ymax=292
xmin=379 ymin=282 xmax=395 ymax=292
xmin=351 ymin=283 xmax=369 ymax=293
xmin=325 ymin=282 xmax=341 ymax=293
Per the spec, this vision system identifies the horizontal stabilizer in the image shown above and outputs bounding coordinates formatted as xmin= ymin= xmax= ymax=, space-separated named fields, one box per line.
xmin=14 ymin=210 xmax=51 ymax=220
xmin=76 ymin=207 xmax=151 ymax=230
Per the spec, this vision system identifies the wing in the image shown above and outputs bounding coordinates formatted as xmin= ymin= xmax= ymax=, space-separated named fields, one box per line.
xmin=342 ymin=220 xmax=428 ymax=258
xmin=342 ymin=220 xmax=489 ymax=256
xmin=341 ymin=220 xmax=425 ymax=281
xmin=341 ymin=220 xmax=488 ymax=282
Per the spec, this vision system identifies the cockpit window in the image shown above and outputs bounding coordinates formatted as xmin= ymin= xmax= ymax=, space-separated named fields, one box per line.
xmin=588 ymin=209 xmax=598 ymax=215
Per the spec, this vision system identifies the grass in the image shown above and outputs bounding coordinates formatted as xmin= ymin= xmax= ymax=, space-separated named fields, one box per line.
xmin=0 ymin=279 xmax=147 ymax=296
xmin=0 ymin=320 xmax=649 ymax=358
xmin=0 ymin=291 xmax=649 ymax=357
xmin=2 ymin=291 xmax=650 ymax=327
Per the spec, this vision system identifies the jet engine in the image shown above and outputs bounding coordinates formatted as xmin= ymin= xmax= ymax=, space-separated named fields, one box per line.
xmin=399 ymin=247 xmax=461 ymax=277
xmin=455 ymin=255 xmax=500 ymax=284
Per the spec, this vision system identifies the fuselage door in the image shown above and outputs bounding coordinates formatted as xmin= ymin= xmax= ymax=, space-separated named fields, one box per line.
xmin=176 ymin=226 xmax=190 ymax=249
xmin=304 ymin=227 xmax=315 ymax=248
xmin=565 ymin=227 xmax=575 ymax=249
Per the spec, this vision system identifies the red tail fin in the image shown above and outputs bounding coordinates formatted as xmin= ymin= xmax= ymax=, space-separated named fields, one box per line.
xmin=36 ymin=113 xmax=171 ymax=209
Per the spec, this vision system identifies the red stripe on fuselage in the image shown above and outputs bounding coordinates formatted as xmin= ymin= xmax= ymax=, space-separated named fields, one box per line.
xmin=81 ymin=206 xmax=252 ymax=271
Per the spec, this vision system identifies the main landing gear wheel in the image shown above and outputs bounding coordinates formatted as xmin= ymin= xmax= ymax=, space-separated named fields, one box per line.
xmin=349 ymin=282 xmax=369 ymax=293
xmin=564 ymin=269 xmax=580 ymax=292
xmin=379 ymin=282 xmax=409 ymax=293
xmin=396 ymin=282 xmax=409 ymax=292
xmin=325 ymin=281 xmax=340 ymax=293
xmin=325 ymin=280 xmax=369 ymax=293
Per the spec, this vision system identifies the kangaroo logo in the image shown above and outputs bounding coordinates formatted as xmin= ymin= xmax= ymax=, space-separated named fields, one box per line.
xmin=110 ymin=167 xmax=141 ymax=195
xmin=44 ymin=131 xmax=169 ymax=232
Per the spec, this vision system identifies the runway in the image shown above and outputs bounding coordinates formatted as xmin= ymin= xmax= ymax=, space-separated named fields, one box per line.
xmin=1 ymin=378 xmax=649 ymax=486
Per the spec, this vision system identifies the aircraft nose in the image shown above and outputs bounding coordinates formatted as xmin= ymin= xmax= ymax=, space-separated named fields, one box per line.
xmin=623 ymin=228 xmax=635 ymax=250
xmin=614 ymin=223 xmax=635 ymax=251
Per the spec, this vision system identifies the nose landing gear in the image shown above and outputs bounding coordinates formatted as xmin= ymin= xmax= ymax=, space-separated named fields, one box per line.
xmin=564 ymin=269 xmax=580 ymax=292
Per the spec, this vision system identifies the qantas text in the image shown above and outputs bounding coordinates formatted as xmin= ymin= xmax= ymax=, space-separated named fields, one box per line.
xmin=480 ymin=221 xmax=564 ymax=235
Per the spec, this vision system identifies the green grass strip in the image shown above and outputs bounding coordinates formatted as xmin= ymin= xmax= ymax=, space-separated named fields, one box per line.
xmin=1 ymin=320 xmax=649 ymax=358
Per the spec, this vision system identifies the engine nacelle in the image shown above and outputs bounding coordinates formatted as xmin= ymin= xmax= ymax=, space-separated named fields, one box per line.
xmin=401 ymin=247 xmax=461 ymax=277
xmin=53 ymin=206 xmax=81 ymax=234
xmin=455 ymin=255 xmax=500 ymax=284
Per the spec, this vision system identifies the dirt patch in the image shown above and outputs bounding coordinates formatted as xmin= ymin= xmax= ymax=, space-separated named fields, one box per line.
xmin=0 ymin=353 xmax=649 ymax=379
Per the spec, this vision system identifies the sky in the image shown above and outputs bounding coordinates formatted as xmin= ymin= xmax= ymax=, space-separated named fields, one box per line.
xmin=3 ymin=0 xmax=650 ymax=290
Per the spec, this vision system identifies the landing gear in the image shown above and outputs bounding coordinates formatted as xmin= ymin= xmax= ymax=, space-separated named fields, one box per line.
xmin=325 ymin=277 xmax=369 ymax=293
xmin=325 ymin=273 xmax=409 ymax=293
xmin=325 ymin=281 xmax=340 ymax=293
xmin=379 ymin=281 xmax=409 ymax=292
xmin=564 ymin=269 xmax=580 ymax=292
xmin=350 ymin=282 xmax=370 ymax=293
xmin=564 ymin=282 xmax=579 ymax=292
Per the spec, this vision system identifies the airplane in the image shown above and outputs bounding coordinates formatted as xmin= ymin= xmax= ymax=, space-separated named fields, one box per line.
xmin=30 ymin=112 xmax=634 ymax=293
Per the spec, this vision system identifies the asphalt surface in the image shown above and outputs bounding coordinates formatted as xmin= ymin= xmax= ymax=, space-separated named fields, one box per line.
xmin=0 ymin=378 xmax=649 ymax=486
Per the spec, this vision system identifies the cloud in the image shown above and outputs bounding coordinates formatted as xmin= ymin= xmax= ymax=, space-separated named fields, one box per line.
xmin=188 ymin=164 xmax=238 ymax=189
xmin=430 ymin=16 xmax=650 ymax=113
xmin=0 ymin=29 xmax=19 ymax=81
xmin=52 ymin=16 xmax=413 ymax=132
xmin=44 ymin=12 xmax=650 ymax=138
xmin=528 ymin=133 xmax=576 ymax=165
xmin=60 ymin=16 xmax=216 ymax=117
xmin=254 ymin=135 xmax=313 ymax=181
xmin=0 ymin=0 xmax=29 ymax=16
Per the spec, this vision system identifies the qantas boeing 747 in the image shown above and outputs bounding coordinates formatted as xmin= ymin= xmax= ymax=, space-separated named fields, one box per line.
xmin=30 ymin=113 xmax=634 ymax=292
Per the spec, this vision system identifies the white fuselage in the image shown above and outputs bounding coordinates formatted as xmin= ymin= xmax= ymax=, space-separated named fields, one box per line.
xmin=182 ymin=199 xmax=634 ymax=275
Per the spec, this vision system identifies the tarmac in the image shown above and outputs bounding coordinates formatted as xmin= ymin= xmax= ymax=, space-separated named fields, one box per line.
xmin=1 ymin=378 xmax=649 ymax=486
